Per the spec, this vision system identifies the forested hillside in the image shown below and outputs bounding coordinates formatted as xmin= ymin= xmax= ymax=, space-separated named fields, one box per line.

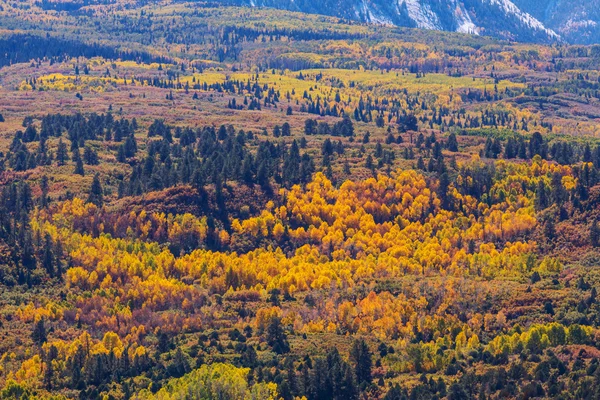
xmin=1 ymin=1 xmax=600 ymax=400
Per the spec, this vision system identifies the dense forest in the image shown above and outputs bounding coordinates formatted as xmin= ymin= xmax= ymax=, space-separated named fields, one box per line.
xmin=2 ymin=1 xmax=600 ymax=400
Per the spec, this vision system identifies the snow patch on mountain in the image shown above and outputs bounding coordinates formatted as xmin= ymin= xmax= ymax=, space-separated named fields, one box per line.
xmin=561 ymin=18 xmax=597 ymax=34
xmin=486 ymin=0 xmax=559 ymax=38
xmin=456 ymin=20 xmax=477 ymax=34
xmin=235 ymin=0 xmax=563 ymax=43
xmin=397 ymin=0 xmax=442 ymax=30
xmin=359 ymin=0 xmax=394 ymax=25
xmin=454 ymin=3 xmax=478 ymax=34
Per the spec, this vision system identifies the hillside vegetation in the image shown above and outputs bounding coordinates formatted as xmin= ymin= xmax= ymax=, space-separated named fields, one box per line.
xmin=2 ymin=2 xmax=600 ymax=400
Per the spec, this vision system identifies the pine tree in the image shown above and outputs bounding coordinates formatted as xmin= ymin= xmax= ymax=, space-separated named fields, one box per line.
xmin=87 ymin=174 xmax=103 ymax=207
xmin=56 ymin=138 xmax=68 ymax=166
xmin=591 ymin=220 xmax=600 ymax=247
xmin=282 ymin=141 xmax=301 ymax=187
xmin=42 ymin=234 xmax=54 ymax=277
xmin=280 ymin=357 xmax=298 ymax=400
xmin=544 ymin=219 xmax=556 ymax=240
xmin=266 ymin=317 xmax=289 ymax=354
xmin=304 ymin=119 xmax=317 ymax=135
xmin=362 ymin=132 xmax=370 ymax=144
xmin=257 ymin=161 xmax=269 ymax=189
xmin=343 ymin=159 xmax=351 ymax=174
xmin=438 ymin=172 xmax=453 ymax=210
xmin=117 ymin=145 xmax=127 ymax=163
xmin=83 ymin=147 xmax=98 ymax=165
xmin=325 ymin=348 xmax=357 ymax=399
xmin=350 ymin=339 xmax=372 ymax=387
xmin=43 ymin=345 xmax=58 ymax=389
xmin=448 ymin=383 xmax=468 ymax=400
xmin=241 ymin=154 xmax=254 ymax=185
xmin=32 ymin=318 xmax=47 ymax=345
xmin=583 ymin=144 xmax=592 ymax=162
xmin=384 ymin=384 xmax=406 ymax=400
xmin=365 ymin=154 xmax=374 ymax=170
xmin=447 ymin=132 xmax=458 ymax=152
xmin=535 ymin=181 xmax=548 ymax=211
xmin=40 ymin=175 xmax=49 ymax=207
xmin=550 ymin=172 xmax=565 ymax=205
xmin=529 ymin=132 xmax=545 ymax=158
xmin=168 ymin=348 xmax=190 ymax=378
xmin=240 ymin=345 xmax=258 ymax=368
xmin=73 ymin=148 xmax=84 ymax=176
xmin=375 ymin=143 xmax=383 ymax=158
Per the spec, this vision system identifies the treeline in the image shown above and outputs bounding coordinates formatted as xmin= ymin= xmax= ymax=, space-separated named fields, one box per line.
xmin=385 ymin=348 xmax=600 ymax=400
xmin=0 ymin=180 xmax=65 ymax=286
xmin=4 ymin=112 xmax=138 ymax=173
xmin=216 ymin=24 xmax=366 ymax=47
xmin=3 ymin=111 xmax=318 ymax=203
xmin=122 ymin=121 xmax=316 ymax=200
xmin=478 ymin=131 xmax=600 ymax=167
xmin=0 ymin=34 xmax=170 ymax=68
xmin=36 ymin=0 xmax=113 ymax=12
xmin=0 ymin=110 xmax=322 ymax=282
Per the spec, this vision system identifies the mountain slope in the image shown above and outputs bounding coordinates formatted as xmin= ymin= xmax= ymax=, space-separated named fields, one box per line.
xmin=512 ymin=0 xmax=600 ymax=44
xmin=222 ymin=0 xmax=559 ymax=43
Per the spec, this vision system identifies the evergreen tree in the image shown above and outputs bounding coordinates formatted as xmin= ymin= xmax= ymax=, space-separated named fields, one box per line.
xmin=87 ymin=174 xmax=103 ymax=207
xmin=591 ymin=220 xmax=600 ymax=247
xmin=43 ymin=345 xmax=58 ymax=390
xmin=266 ymin=317 xmax=289 ymax=354
xmin=438 ymin=172 xmax=452 ymax=210
xmin=362 ymin=132 xmax=370 ymax=144
xmin=280 ymin=357 xmax=298 ymax=400
xmin=535 ymin=181 xmax=548 ymax=211
xmin=282 ymin=141 xmax=301 ymax=187
xmin=73 ymin=148 xmax=84 ymax=176
xmin=168 ymin=348 xmax=190 ymax=378
xmin=56 ymin=138 xmax=68 ymax=166
xmin=384 ymin=384 xmax=407 ymax=400
xmin=241 ymin=154 xmax=254 ymax=185
xmin=42 ymin=233 xmax=54 ymax=277
xmin=448 ymin=383 xmax=468 ymax=400
xmin=550 ymin=172 xmax=565 ymax=205
xmin=504 ymin=137 xmax=517 ymax=159
xmin=304 ymin=119 xmax=317 ymax=135
xmin=350 ymin=339 xmax=372 ymax=387
xmin=40 ymin=175 xmax=49 ymax=208
xmin=398 ymin=114 xmax=418 ymax=132
xmin=365 ymin=154 xmax=374 ymax=170
xmin=257 ymin=161 xmax=269 ymax=189
xmin=447 ymin=132 xmax=458 ymax=152
xmin=324 ymin=348 xmax=358 ymax=400
xmin=32 ymin=318 xmax=47 ymax=345
xmin=240 ymin=345 xmax=258 ymax=368
xmin=544 ymin=219 xmax=556 ymax=241
xmin=83 ymin=146 xmax=99 ymax=165
xmin=529 ymin=132 xmax=545 ymax=158
xmin=343 ymin=159 xmax=351 ymax=174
